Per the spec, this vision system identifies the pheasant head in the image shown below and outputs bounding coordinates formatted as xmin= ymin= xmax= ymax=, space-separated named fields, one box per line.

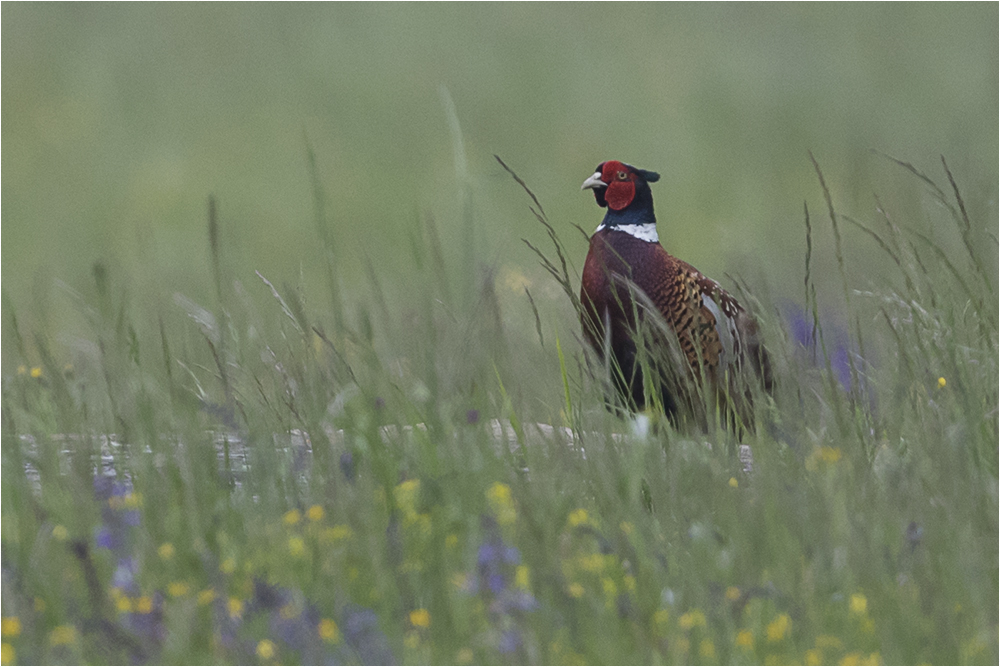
xmin=581 ymin=160 xmax=661 ymax=228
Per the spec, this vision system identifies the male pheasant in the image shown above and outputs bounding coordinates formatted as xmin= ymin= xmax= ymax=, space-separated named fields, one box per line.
xmin=580 ymin=160 xmax=772 ymax=428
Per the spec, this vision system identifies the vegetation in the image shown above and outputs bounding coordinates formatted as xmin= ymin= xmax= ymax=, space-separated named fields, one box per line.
xmin=2 ymin=5 xmax=996 ymax=665
xmin=3 ymin=151 xmax=997 ymax=664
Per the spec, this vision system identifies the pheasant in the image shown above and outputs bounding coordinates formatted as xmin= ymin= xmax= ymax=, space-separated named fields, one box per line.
xmin=580 ymin=160 xmax=772 ymax=428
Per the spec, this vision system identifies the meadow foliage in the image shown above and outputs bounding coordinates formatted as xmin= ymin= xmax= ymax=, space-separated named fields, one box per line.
xmin=2 ymin=6 xmax=997 ymax=664
xmin=2 ymin=155 xmax=997 ymax=664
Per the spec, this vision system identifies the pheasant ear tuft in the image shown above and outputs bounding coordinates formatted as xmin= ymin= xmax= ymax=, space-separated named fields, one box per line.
xmin=623 ymin=164 xmax=660 ymax=183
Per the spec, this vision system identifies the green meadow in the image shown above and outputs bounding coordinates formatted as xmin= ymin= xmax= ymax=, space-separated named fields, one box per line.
xmin=1 ymin=4 xmax=997 ymax=665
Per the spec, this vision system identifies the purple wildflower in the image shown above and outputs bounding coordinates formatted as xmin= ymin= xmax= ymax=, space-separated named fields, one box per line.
xmin=499 ymin=629 xmax=522 ymax=654
xmin=122 ymin=592 xmax=166 ymax=643
xmin=111 ymin=557 xmax=138 ymax=593
xmin=487 ymin=573 xmax=506 ymax=594
xmin=92 ymin=474 xmax=139 ymax=560
xmin=341 ymin=604 xmax=396 ymax=665
xmin=95 ymin=526 xmax=117 ymax=551
xmin=470 ymin=516 xmax=538 ymax=656
xmin=785 ymin=303 xmax=863 ymax=393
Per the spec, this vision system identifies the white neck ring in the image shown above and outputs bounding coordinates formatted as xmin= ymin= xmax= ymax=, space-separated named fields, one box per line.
xmin=595 ymin=222 xmax=659 ymax=243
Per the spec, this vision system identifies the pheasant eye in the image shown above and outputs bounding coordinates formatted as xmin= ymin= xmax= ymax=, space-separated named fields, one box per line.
xmin=616 ymin=171 xmax=628 ymax=180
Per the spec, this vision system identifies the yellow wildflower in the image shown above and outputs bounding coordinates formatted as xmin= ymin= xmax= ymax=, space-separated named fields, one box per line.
xmin=404 ymin=631 xmax=421 ymax=649
xmin=938 ymin=376 xmax=946 ymax=388
xmin=52 ymin=525 xmax=68 ymax=541
xmin=409 ymin=608 xmax=431 ymax=628
xmin=115 ymin=595 xmax=133 ymax=613
xmin=451 ymin=572 xmax=469 ymax=590
xmin=502 ymin=267 xmax=531 ymax=293
xmin=623 ymin=574 xmax=636 ymax=593
xmin=197 ymin=589 xmax=217 ymax=606
xmin=228 ymin=597 xmax=244 ymax=619
xmin=578 ymin=552 xmax=606 ymax=573
xmin=805 ymin=648 xmax=823 ymax=665
xmin=725 ymin=586 xmax=741 ymax=601
xmin=819 ymin=446 xmax=842 ymax=463
xmin=445 ymin=533 xmax=459 ymax=549
xmin=819 ymin=447 xmax=841 ymax=463
xmin=653 ymin=609 xmax=669 ymax=629
xmin=729 ymin=477 xmax=739 ymax=488
xmin=679 ymin=609 xmax=706 ymax=630
xmin=288 ymin=536 xmax=306 ymax=557
xmin=158 ymin=543 xmax=175 ymax=560
xmin=736 ymin=629 xmax=754 ymax=649
xmin=807 ymin=446 xmax=844 ymax=470
xmin=167 ymin=581 xmax=190 ymax=598
xmin=30 ymin=367 xmax=42 ymax=378
xmin=395 ymin=479 xmax=420 ymax=518
xmin=849 ymin=593 xmax=867 ymax=615
xmin=766 ymin=613 xmax=791 ymax=642
xmin=409 ymin=512 xmax=432 ymax=536
xmin=256 ymin=639 xmax=276 ymax=660
xmin=49 ymin=625 xmax=77 ymax=645
xmin=221 ymin=557 xmax=237 ymax=574
xmin=568 ymin=582 xmax=585 ymax=598
xmin=283 ymin=509 xmax=302 ymax=525
xmin=699 ymin=639 xmax=716 ymax=659
xmin=840 ymin=652 xmax=862 ymax=666
xmin=307 ymin=505 xmax=325 ymax=522
xmin=1 ymin=642 xmax=14 ymax=666
xmin=486 ymin=481 xmax=510 ymax=504
xmin=0 ymin=619 xmax=20 ymax=638
xmin=109 ymin=493 xmax=143 ymax=510
xmin=516 ymin=565 xmax=531 ymax=590
xmin=135 ymin=596 xmax=153 ymax=614
xmin=320 ymin=524 xmax=354 ymax=543
xmin=486 ymin=482 xmax=516 ymax=525
xmin=318 ymin=618 xmax=340 ymax=643
xmin=567 ymin=508 xmax=590 ymax=527
xmin=280 ymin=603 xmax=299 ymax=620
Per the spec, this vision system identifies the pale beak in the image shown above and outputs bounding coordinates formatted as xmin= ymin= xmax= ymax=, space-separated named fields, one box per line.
xmin=581 ymin=172 xmax=606 ymax=191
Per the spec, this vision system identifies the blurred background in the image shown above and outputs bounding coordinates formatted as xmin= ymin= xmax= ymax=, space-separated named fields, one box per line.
xmin=2 ymin=3 xmax=997 ymax=370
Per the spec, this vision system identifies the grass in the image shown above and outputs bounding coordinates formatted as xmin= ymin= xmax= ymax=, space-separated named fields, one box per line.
xmin=1 ymin=144 xmax=997 ymax=665
xmin=3 ymin=5 xmax=997 ymax=337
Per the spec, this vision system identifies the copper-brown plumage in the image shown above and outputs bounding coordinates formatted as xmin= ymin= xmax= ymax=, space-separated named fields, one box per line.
xmin=580 ymin=160 xmax=771 ymax=426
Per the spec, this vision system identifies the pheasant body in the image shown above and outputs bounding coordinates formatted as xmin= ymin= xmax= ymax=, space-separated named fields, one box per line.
xmin=580 ymin=160 xmax=771 ymax=425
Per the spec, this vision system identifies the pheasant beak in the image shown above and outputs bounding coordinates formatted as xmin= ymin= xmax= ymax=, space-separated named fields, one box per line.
xmin=581 ymin=172 xmax=607 ymax=191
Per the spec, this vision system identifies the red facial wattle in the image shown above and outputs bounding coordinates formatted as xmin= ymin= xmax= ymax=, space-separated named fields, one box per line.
xmin=601 ymin=161 xmax=636 ymax=211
